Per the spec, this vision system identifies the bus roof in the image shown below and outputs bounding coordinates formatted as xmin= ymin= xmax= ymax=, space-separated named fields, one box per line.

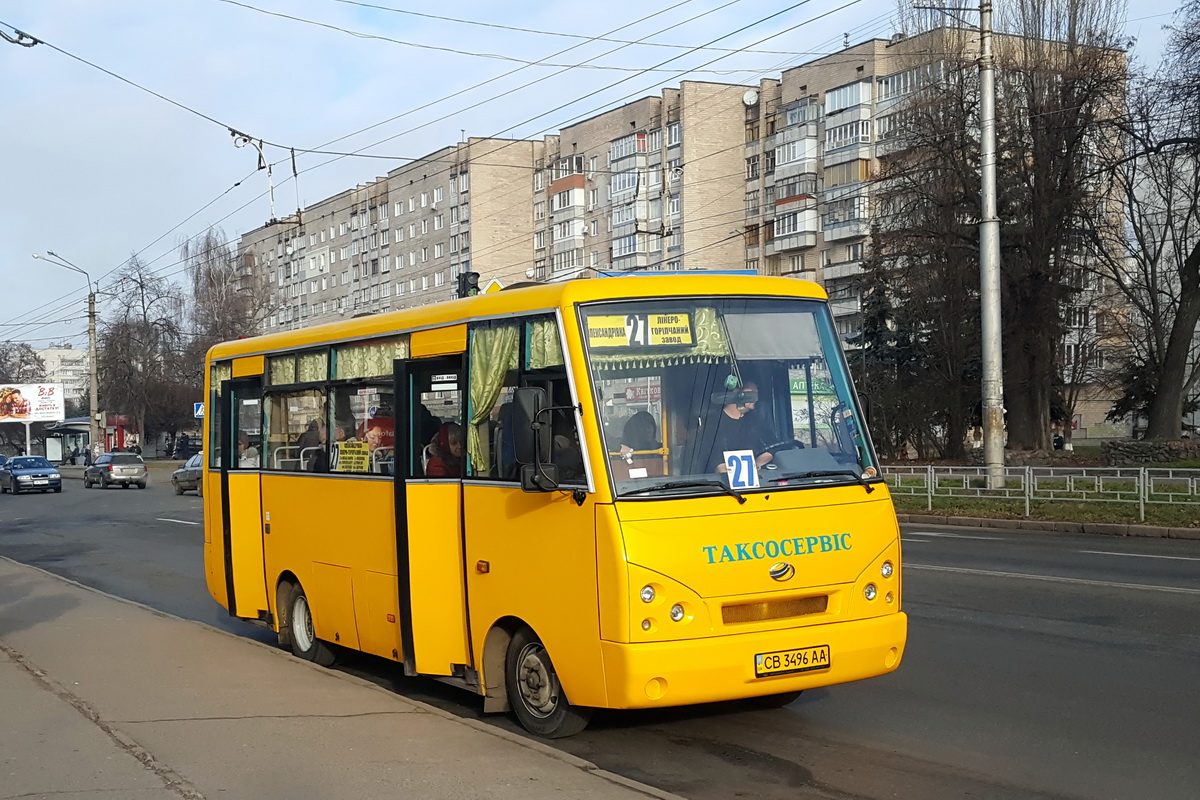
xmin=207 ymin=274 xmax=828 ymax=362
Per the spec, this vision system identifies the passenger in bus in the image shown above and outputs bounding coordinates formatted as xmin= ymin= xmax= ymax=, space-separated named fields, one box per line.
xmin=700 ymin=382 xmax=774 ymax=474
xmin=619 ymin=410 xmax=660 ymax=456
xmin=425 ymin=423 xmax=464 ymax=477
xmin=306 ymin=422 xmax=349 ymax=473
xmin=237 ymin=433 xmax=260 ymax=468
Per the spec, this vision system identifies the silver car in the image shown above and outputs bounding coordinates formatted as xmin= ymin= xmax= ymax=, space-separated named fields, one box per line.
xmin=84 ymin=452 xmax=148 ymax=489
xmin=171 ymin=453 xmax=204 ymax=496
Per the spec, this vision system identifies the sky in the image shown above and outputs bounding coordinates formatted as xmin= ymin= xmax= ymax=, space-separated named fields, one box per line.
xmin=0 ymin=0 xmax=1183 ymax=352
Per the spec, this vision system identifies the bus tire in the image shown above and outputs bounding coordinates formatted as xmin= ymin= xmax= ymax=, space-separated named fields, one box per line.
xmin=275 ymin=580 xmax=294 ymax=650
xmin=744 ymin=690 xmax=804 ymax=709
xmin=505 ymin=626 xmax=591 ymax=738
xmin=287 ymin=583 xmax=336 ymax=666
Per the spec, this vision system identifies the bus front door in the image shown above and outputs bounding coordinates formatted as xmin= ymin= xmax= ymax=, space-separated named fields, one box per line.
xmin=395 ymin=357 xmax=471 ymax=677
xmin=220 ymin=377 xmax=269 ymax=620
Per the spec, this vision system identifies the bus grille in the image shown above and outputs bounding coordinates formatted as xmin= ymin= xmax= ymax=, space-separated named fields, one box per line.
xmin=721 ymin=595 xmax=828 ymax=625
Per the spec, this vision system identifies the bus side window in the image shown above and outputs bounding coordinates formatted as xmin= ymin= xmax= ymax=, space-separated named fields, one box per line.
xmin=264 ymin=389 xmax=324 ymax=471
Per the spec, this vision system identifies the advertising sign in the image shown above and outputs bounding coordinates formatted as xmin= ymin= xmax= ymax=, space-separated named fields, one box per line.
xmin=0 ymin=384 xmax=65 ymax=423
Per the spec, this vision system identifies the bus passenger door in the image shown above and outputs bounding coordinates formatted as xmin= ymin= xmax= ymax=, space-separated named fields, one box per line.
xmin=220 ymin=376 xmax=269 ymax=620
xmin=394 ymin=357 xmax=470 ymax=677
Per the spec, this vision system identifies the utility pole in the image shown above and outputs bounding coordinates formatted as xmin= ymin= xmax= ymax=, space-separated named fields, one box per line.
xmin=978 ymin=0 xmax=1005 ymax=485
xmin=34 ymin=252 xmax=102 ymax=455
xmin=87 ymin=287 xmax=100 ymax=454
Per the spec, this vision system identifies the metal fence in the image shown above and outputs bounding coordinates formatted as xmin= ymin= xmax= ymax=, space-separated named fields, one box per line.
xmin=882 ymin=465 xmax=1200 ymax=521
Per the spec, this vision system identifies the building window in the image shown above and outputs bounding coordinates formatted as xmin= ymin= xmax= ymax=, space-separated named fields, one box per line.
xmin=825 ymin=120 xmax=872 ymax=150
xmin=434 ymin=187 xmax=443 ymax=203
xmin=745 ymin=155 xmax=759 ymax=180
xmin=534 ymin=201 xmax=546 ymax=221
xmin=434 ymin=215 xmax=444 ymax=230
xmin=434 ymin=243 xmax=444 ymax=258
xmin=667 ymin=122 xmax=681 ymax=146
xmin=824 ymin=81 xmax=872 ymax=113
xmin=533 ymin=170 xmax=544 ymax=191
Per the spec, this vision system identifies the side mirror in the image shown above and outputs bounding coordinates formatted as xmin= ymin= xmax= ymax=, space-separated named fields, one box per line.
xmin=520 ymin=463 xmax=560 ymax=492
xmin=512 ymin=386 xmax=551 ymax=465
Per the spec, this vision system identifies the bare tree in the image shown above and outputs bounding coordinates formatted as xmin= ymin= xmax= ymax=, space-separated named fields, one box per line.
xmin=990 ymin=0 xmax=1130 ymax=449
xmin=0 ymin=341 xmax=46 ymax=382
xmin=1084 ymin=3 xmax=1200 ymax=439
xmin=863 ymin=50 xmax=983 ymax=460
xmin=181 ymin=227 xmax=277 ymax=354
xmin=97 ymin=255 xmax=185 ymax=449
xmin=878 ymin=2 xmax=1129 ymax=452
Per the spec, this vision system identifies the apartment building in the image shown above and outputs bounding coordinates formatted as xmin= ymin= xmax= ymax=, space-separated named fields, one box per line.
xmin=36 ymin=344 xmax=89 ymax=405
xmin=532 ymin=81 xmax=752 ymax=281
xmin=239 ymin=138 xmax=544 ymax=332
xmin=739 ymin=35 xmax=939 ymax=337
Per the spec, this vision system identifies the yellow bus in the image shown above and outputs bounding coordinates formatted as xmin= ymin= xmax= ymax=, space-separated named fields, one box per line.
xmin=203 ymin=274 xmax=906 ymax=737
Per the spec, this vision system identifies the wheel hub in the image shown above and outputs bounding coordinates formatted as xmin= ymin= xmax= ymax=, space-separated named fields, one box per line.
xmin=516 ymin=644 xmax=557 ymax=718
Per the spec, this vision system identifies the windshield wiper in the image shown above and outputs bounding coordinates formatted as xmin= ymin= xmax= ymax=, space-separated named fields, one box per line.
xmin=765 ymin=469 xmax=875 ymax=493
xmin=623 ymin=479 xmax=747 ymax=504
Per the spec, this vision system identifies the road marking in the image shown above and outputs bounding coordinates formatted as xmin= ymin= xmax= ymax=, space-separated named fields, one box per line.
xmin=907 ymin=531 xmax=1004 ymax=541
xmin=901 ymin=538 xmax=931 ymax=544
xmin=1079 ymin=550 xmax=1200 ymax=562
xmin=156 ymin=518 xmax=200 ymax=526
xmin=906 ymin=563 xmax=1200 ymax=595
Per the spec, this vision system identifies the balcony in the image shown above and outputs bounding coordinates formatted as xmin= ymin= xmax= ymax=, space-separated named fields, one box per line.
xmin=822 ymin=219 xmax=870 ymax=241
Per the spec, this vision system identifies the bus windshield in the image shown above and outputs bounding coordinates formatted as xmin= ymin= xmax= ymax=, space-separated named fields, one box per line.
xmin=580 ymin=296 xmax=876 ymax=499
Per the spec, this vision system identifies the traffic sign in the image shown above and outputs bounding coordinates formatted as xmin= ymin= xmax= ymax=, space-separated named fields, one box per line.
xmin=194 ymin=402 xmax=204 ymax=419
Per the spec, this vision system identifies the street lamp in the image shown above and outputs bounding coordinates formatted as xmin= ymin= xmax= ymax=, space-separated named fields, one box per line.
xmin=32 ymin=251 xmax=101 ymax=457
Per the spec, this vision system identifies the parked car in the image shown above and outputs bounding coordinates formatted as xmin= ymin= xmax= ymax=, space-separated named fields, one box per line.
xmin=0 ymin=456 xmax=63 ymax=494
xmin=84 ymin=452 xmax=148 ymax=489
xmin=171 ymin=453 xmax=204 ymax=496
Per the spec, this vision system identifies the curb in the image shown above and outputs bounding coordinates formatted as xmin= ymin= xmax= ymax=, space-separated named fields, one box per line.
xmin=0 ymin=555 xmax=686 ymax=800
xmin=897 ymin=513 xmax=1200 ymax=539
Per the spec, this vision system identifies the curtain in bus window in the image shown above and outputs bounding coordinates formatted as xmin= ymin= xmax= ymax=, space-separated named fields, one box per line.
xmin=467 ymin=321 xmax=519 ymax=471
xmin=334 ymin=337 xmax=409 ymax=379
xmin=526 ymin=317 xmax=564 ymax=369
xmin=297 ymin=351 xmax=328 ymax=382
xmin=268 ymin=355 xmax=295 ymax=385
xmin=591 ymin=307 xmax=729 ymax=371
xmin=209 ymin=362 xmax=232 ymax=469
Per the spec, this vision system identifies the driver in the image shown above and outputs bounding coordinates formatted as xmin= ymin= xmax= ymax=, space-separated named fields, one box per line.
xmin=703 ymin=380 xmax=774 ymax=475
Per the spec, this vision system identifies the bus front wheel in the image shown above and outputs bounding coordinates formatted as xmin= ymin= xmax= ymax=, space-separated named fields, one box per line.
xmin=505 ymin=626 xmax=591 ymax=738
xmin=288 ymin=583 xmax=336 ymax=667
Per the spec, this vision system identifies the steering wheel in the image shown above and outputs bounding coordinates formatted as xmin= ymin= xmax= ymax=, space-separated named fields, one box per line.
xmin=765 ymin=439 xmax=806 ymax=454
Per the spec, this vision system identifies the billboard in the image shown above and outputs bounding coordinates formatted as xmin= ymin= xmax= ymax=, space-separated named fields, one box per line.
xmin=0 ymin=384 xmax=66 ymax=423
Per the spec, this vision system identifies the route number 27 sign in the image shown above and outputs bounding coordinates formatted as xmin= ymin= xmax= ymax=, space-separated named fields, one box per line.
xmin=723 ymin=450 xmax=760 ymax=489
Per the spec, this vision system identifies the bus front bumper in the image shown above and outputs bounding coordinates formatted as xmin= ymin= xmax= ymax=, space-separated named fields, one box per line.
xmin=598 ymin=611 xmax=906 ymax=709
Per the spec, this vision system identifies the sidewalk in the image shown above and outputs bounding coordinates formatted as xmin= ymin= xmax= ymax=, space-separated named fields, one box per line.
xmin=0 ymin=557 xmax=678 ymax=800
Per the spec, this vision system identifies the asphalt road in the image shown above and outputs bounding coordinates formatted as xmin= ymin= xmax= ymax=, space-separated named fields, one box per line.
xmin=2 ymin=476 xmax=1198 ymax=799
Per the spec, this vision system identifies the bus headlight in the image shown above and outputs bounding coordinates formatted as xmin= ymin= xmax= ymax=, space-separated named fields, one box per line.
xmin=640 ymin=585 xmax=656 ymax=603
xmin=880 ymin=561 xmax=894 ymax=579
xmin=864 ymin=583 xmax=878 ymax=601
xmin=670 ymin=604 xmax=685 ymax=622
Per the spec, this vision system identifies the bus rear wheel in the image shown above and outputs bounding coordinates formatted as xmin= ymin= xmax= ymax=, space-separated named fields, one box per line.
xmin=505 ymin=626 xmax=591 ymax=738
xmin=288 ymin=583 xmax=336 ymax=666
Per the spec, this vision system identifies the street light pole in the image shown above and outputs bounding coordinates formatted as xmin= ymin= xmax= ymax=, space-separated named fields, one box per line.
xmin=978 ymin=0 xmax=1005 ymax=486
xmin=33 ymin=252 xmax=101 ymax=456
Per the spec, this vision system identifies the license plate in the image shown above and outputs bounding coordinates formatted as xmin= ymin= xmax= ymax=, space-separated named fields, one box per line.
xmin=33 ymin=480 xmax=48 ymax=485
xmin=755 ymin=645 xmax=831 ymax=677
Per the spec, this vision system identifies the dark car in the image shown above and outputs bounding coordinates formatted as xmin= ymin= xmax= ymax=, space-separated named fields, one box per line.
xmin=0 ymin=456 xmax=63 ymax=494
xmin=171 ymin=452 xmax=204 ymax=496
xmin=84 ymin=452 xmax=148 ymax=489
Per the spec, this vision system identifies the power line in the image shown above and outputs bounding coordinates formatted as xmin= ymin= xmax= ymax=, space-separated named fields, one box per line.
xmin=214 ymin=0 xmax=770 ymax=74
